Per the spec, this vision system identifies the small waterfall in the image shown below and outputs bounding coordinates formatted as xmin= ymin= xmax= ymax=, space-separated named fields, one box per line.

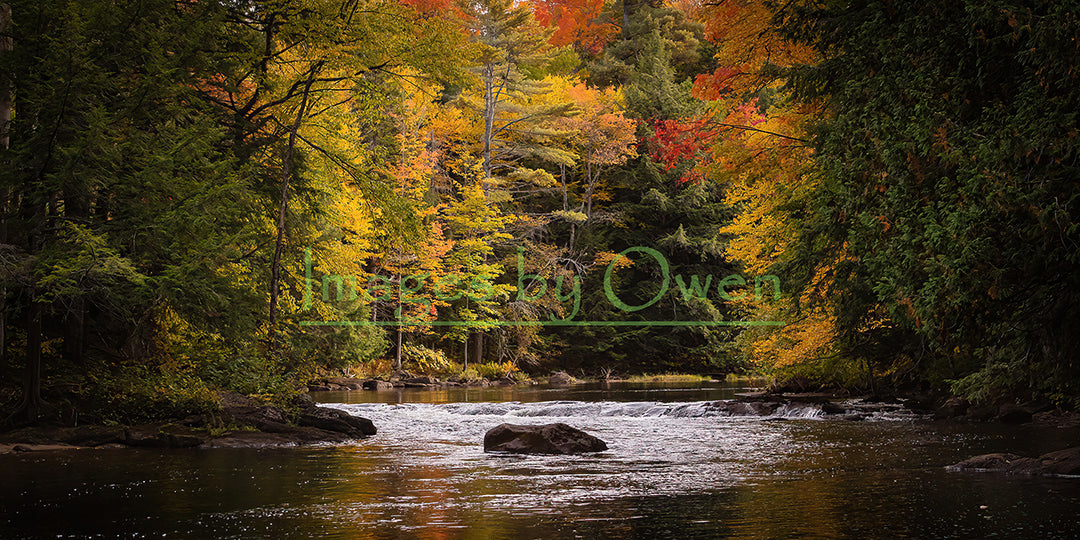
xmin=331 ymin=399 xmax=850 ymax=421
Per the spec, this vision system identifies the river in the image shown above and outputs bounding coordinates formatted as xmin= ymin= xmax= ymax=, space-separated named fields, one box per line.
xmin=2 ymin=381 xmax=1079 ymax=538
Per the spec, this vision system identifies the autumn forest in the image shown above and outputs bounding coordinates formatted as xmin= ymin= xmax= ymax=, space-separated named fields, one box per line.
xmin=1 ymin=0 xmax=1079 ymax=423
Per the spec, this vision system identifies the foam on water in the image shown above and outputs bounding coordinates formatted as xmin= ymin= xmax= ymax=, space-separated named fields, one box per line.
xmin=319 ymin=398 xmax=918 ymax=504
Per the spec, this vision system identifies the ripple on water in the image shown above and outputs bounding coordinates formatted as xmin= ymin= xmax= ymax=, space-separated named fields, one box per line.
xmin=321 ymin=400 xmax=843 ymax=503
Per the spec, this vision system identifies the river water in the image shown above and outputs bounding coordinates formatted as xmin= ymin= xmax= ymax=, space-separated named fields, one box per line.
xmin=2 ymin=381 xmax=1079 ymax=538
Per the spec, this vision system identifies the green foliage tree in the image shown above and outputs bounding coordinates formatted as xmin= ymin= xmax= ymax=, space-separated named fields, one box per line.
xmin=454 ymin=0 xmax=576 ymax=184
xmin=0 ymin=0 xmax=261 ymax=422
xmin=0 ymin=0 xmax=470 ymax=424
xmin=776 ymin=0 xmax=1080 ymax=404
xmin=532 ymin=5 xmax=738 ymax=375
xmin=589 ymin=0 xmax=706 ymax=88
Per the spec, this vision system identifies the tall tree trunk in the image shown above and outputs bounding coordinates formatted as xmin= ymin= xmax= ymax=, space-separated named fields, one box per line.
xmin=267 ymin=69 xmax=319 ymax=356
xmin=481 ymin=63 xmax=511 ymax=180
xmin=585 ymin=159 xmax=594 ymax=220
xmin=0 ymin=3 xmax=12 ymax=364
xmin=19 ymin=295 xmax=43 ymax=421
xmin=63 ymin=297 xmax=85 ymax=366
xmin=473 ymin=331 xmax=483 ymax=367
xmin=395 ymin=327 xmax=403 ymax=371
xmin=560 ymin=164 xmax=576 ymax=250
xmin=11 ymin=176 xmax=49 ymax=425
xmin=1 ymin=2 xmax=46 ymax=425
xmin=482 ymin=63 xmax=496 ymax=179
xmin=559 ymin=164 xmax=568 ymax=211
xmin=395 ymin=273 xmax=403 ymax=371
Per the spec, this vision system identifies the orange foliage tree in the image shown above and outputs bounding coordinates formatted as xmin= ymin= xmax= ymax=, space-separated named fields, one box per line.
xmin=675 ymin=0 xmax=870 ymax=384
xmin=530 ymin=0 xmax=619 ymax=55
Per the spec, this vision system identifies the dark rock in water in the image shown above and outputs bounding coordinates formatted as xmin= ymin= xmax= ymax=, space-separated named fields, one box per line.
xmin=307 ymin=377 xmax=364 ymax=391
xmin=297 ymin=407 xmax=376 ymax=437
xmin=484 ymin=423 xmax=606 ymax=454
xmin=363 ymin=379 xmax=394 ymax=391
xmin=224 ymin=405 xmax=293 ymax=433
xmin=325 ymin=377 xmax=364 ymax=390
xmin=820 ymin=402 xmax=848 ymax=415
xmin=714 ymin=400 xmax=780 ymax=416
xmin=56 ymin=425 xmax=126 ymax=447
xmin=948 ymin=446 xmax=1080 ymax=476
xmin=858 ymin=395 xmax=901 ymax=404
xmin=780 ymin=392 xmax=835 ymax=403
xmin=902 ymin=394 xmax=938 ymax=413
xmin=996 ymin=403 xmax=1033 ymax=424
xmin=124 ymin=425 xmax=207 ymax=448
xmin=732 ymin=391 xmax=776 ymax=402
xmin=402 ymin=376 xmax=440 ymax=387
xmin=934 ymin=397 xmax=969 ymax=419
xmin=548 ymin=372 xmax=575 ymax=386
xmin=1032 ymin=410 xmax=1080 ymax=428
xmin=964 ymin=404 xmax=997 ymax=422
xmin=224 ymin=396 xmax=376 ymax=439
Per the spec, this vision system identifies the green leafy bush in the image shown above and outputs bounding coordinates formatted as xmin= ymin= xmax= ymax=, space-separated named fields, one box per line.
xmin=476 ymin=361 xmax=518 ymax=380
xmin=403 ymin=344 xmax=457 ymax=376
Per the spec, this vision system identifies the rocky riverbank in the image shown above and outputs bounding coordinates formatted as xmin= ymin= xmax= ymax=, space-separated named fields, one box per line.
xmin=305 ymin=374 xmax=531 ymax=392
xmin=305 ymin=370 xmax=588 ymax=392
xmin=948 ymin=446 xmax=1080 ymax=477
xmin=728 ymin=390 xmax=1080 ymax=426
xmin=0 ymin=393 xmax=375 ymax=455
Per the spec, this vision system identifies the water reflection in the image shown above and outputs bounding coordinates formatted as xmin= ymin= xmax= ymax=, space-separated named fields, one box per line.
xmin=312 ymin=380 xmax=754 ymax=405
xmin=2 ymin=383 xmax=1079 ymax=538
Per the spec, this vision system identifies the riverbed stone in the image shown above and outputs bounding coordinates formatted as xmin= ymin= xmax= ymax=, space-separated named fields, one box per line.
xmin=548 ymin=372 xmax=575 ymax=386
xmin=948 ymin=446 xmax=1080 ymax=476
xmin=326 ymin=377 xmax=365 ymax=390
xmin=56 ymin=425 xmax=127 ymax=447
xmin=124 ymin=425 xmax=207 ymax=448
xmin=363 ymin=379 xmax=394 ymax=391
xmin=712 ymin=400 xmax=780 ymax=416
xmin=996 ymin=403 xmax=1033 ymax=424
xmin=9 ymin=444 xmax=77 ymax=453
xmin=297 ymin=407 xmax=376 ymax=437
xmin=934 ymin=397 xmax=969 ymax=419
xmin=401 ymin=376 xmax=440 ymax=387
xmin=483 ymin=423 xmax=607 ymax=454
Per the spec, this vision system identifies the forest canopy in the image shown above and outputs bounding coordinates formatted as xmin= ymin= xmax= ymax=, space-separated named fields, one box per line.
xmin=1 ymin=0 xmax=1077 ymax=424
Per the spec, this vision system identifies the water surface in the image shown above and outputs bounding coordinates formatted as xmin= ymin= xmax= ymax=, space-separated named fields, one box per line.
xmin=2 ymin=381 xmax=1078 ymax=538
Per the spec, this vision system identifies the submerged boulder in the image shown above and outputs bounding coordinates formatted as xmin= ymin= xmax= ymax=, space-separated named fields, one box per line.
xmin=484 ymin=423 xmax=607 ymax=454
xmin=948 ymin=446 xmax=1080 ymax=476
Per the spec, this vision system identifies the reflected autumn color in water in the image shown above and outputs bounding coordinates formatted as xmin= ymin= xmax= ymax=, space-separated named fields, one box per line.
xmin=2 ymin=382 xmax=1079 ymax=538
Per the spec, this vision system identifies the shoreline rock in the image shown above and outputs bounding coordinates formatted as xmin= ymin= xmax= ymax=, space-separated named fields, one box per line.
xmin=730 ymin=390 xmax=1080 ymax=426
xmin=947 ymin=446 xmax=1080 ymax=477
xmin=307 ymin=375 xmax=533 ymax=392
xmin=0 ymin=394 xmax=376 ymax=454
xmin=547 ymin=371 xmax=576 ymax=386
